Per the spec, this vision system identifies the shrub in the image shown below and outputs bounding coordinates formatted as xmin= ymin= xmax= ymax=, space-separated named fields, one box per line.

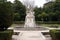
xmin=50 ymin=30 xmax=60 ymax=40
xmin=0 ymin=30 xmax=13 ymax=40
xmin=14 ymin=21 xmax=24 ymax=24
xmin=36 ymin=21 xmax=60 ymax=24
xmin=0 ymin=2 xmax=13 ymax=31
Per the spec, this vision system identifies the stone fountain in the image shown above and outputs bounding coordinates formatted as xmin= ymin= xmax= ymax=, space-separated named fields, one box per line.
xmin=24 ymin=0 xmax=35 ymax=27
xmin=17 ymin=0 xmax=46 ymax=40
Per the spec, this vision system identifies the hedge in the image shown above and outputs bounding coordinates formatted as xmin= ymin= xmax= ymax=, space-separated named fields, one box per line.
xmin=36 ymin=21 xmax=60 ymax=24
xmin=13 ymin=21 xmax=60 ymax=24
xmin=14 ymin=21 xmax=24 ymax=24
xmin=50 ymin=30 xmax=60 ymax=40
xmin=0 ymin=30 xmax=13 ymax=40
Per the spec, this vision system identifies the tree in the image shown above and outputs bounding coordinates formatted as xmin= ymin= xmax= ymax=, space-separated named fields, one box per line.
xmin=14 ymin=13 xmax=20 ymax=21
xmin=13 ymin=0 xmax=26 ymax=21
xmin=0 ymin=2 xmax=13 ymax=31
xmin=34 ymin=7 xmax=43 ymax=21
xmin=43 ymin=0 xmax=60 ymax=21
xmin=40 ymin=12 xmax=48 ymax=21
xmin=46 ymin=0 xmax=55 ymax=2
xmin=56 ymin=0 xmax=60 ymax=2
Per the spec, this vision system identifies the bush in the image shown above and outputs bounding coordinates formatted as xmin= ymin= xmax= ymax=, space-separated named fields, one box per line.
xmin=0 ymin=2 xmax=13 ymax=31
xmin=50 ymin=30 xmax=60 ymax=40
xmin=14 ymin=21 xmax=24 ymax=24
xmin=0 ymin=30 xmax=13 ymax=40
xmin=36 ymin=21 xmax=60 ymax=24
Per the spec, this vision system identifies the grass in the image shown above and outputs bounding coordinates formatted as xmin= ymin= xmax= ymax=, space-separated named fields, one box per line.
xmin=37 ymin=24 xmax=60 ymax=27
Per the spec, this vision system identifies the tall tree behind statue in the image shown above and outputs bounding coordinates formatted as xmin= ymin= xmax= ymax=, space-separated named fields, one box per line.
xmin=13 ymin=0 xmax=26 ymax=21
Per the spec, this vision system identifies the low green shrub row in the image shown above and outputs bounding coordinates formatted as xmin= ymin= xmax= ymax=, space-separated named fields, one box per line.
xmin=14 ymin=21 xmax=24 ymax=24
xmin=50 ymin=30 xmax=60 ymax=40
xmin=0 ymin=30 xmax=13 ymax=40
xmin=13 ymin=21 xmax=60 ymax=24
xmin=36 ymin=21 xmax=60 ymax=24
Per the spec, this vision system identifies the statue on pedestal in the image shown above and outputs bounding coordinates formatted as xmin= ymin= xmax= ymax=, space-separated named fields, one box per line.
xmin=24 ymin=0 xmax=35 ymax=27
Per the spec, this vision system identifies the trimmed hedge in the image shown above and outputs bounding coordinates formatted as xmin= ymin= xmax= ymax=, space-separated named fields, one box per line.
xmin=36 ymin=21 xmax=60 ymax=24
xmin=13 ymin=21 xmax=60 ymax=24
xmin=0 ymin=30 xmax=13 ymax=40
xmin=50 ymin=30 xmax=60 ymax=40
xmin=14 ymin=21 xmax=24 ymax=24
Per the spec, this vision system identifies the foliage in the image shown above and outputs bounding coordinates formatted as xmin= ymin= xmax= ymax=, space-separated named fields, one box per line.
xmin=40 ymin=12 xmax=48 ymax=21
xmin=34 ymin=0 xmax=60 ymax=21
xmin=0 ymin=2 xmax=13 ymax=31
xmin=50 ymin=30 xmax=60 ymax=40
xmin=13 ymin=0 xmax=26 ymax=21
xmin=44 ymin=1 xmax=60 ymax=21
xmin=14 ymin=13 xmax=20 ymax=21
xmin=34 ymin=7 xmax=43 ymax=21
xmin=14 ymin=21 xmax=24 ymax=24
xmin=56 ymin=0 xmax=60 ymax=2
xmin=36 ymin=21 xmax=60 ymax=24
xmin=0 ymin=30 xmax=13 ymax=40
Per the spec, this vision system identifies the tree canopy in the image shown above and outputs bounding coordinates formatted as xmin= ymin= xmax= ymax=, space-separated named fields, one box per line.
xmin=34 ymin=0 xmax=60 ymax=21
xmin=13 ymin=0 xmax=26 ymax=21
xmin=0 ymin=2 xmax=13 ymax=31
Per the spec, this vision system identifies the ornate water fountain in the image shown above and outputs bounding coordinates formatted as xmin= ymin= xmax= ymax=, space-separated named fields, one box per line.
xmin=12 ymin=0 xmax=49 ymax=40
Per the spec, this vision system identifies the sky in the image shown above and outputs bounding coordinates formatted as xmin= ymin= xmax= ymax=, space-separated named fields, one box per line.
xmin=7 ymin=0 xmax=47 ymax=7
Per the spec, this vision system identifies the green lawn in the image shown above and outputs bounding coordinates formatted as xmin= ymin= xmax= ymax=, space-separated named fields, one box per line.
xmin=37 ymin=24 xmax=60 ymax=27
